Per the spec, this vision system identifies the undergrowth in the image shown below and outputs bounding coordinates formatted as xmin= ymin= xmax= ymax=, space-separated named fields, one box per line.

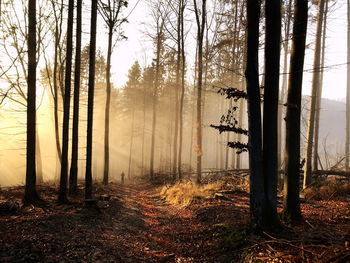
xmin=213 ymin=224 xmax=257 ymax=263
xmin=303 ymin=178 xmax=350 ymax=200
xmin=160 ymin=181 xmax=222 ymax=206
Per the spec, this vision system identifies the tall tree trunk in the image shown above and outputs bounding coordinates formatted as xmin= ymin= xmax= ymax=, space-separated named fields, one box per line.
xmin=246 ymin=0 xmax=264 ymax=229
xmin=58 ymin=0 xmax=74 ymax=203
xmin=278 ymin=0 xmax=292 ymax=175
xmin=128 ymin=108 xmax=135 ymax=180
xmin=313 ymin=0 xmax=328 ymax=171
xmin=25 ymin=0 xmax=39 ymax=203
xmin=141 ymin=83 xmax=146 ymax=177
xmin=346 ymin=0 xmax=350 ymax=169
xmin=283 ymin=0 xmax=308 ymax=221
xmin=189 ymin=45 xmax=198 ymax=173
xmin=178 ymin=1 xmax=186 ymax=181
xmin=193 ymin=0 xmax=206 ymax=184
xmin=103 ymin=26 xmax=113 ymax=185
xmin=172 ymin=6 xmax=181 ymax=181
xmin=85 ymin=0 xmax=97 ymax=200
xmin=262 ymin=0 xmax=281 ymax=227
xmin=50 ymin=0 xmax=64 ymax=166
xmin=69 ymin=0 xmax=82 ymax=194
xmin=150 ymin=21 xmax=164 ymax=180
xmin=303 ymin=0 xmax=325 ymax=189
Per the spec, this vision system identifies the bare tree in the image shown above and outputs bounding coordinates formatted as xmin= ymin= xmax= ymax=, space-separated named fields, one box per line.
xmin=262 ymin=0 xmax=282 ymax=227
xmin=313 ymin=0 xmax=329 ymax=171
xmin=283 ymin=0 xmax=308 ymax=221
xmin=98 ymin=0 xmax=128 ymax=185
xmin=193 ymin=0 xmax=206 ymax=184
xmin=245 ymin=0 xmax=264 ymax=229
xmin=346 ymin=0 xmax=350 ymax=169
xmin=303 ymin=0 xmax=325 ymax=189
xmin=24 ymin=0 xmax=39 ymax=203
xmin=58 ymin=0 xmax=74 ymax=203
xmin=69 ymin=0 xmax=82 ymax=194
xmin=149 ymin=2 xmax=167 ymax=180
xmin=85 ymin=0 xmax=98 ymax=200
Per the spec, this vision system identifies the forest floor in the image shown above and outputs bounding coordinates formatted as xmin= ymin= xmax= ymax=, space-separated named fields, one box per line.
xmin=0 ymin=177 xmax=350 ymax=262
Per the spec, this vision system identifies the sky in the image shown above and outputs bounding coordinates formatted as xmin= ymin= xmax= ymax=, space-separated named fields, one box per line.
xmin=102 ymin=0 xmax=349 ymax=101
xmin=0 ymin=0 xmax=348 ymax=101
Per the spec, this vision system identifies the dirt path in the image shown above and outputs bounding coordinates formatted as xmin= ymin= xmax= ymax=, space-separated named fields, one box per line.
xmin=115 ymin=184 xmax=218 ymax=262
xmin=0 ymin=183 xmax=218 ymax=262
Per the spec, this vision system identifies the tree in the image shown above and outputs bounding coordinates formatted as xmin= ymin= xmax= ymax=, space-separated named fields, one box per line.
xmin=303 ymin=0 xmax=325 ymax=189
xmin=178 ymin=0 xmax=187 ymax=180
xmin=283 ymin=0 xmax=308 ymax=221
xmin=313 ymin=0 xmax=329 ymax=171
xmin=346 ymin=0 xmax=350 ymax=169
xmin=124 ymin=61 xmax=142 ymax=180
xmin=149 ymin=2 xmax=166 ymax=180
xmin=98 ymin=0 xmax=128 ymax=185
xmin=24 ymin=0 xmax=40 ymax=203
xmin=262 ymin=0 xmax=281 ymax=227
xmin=278 ymin=0 xmax=292 ymax=175
xmin=85 ymin=0 xmax=98 ymax=200
xmin=245 ymin=0 xmax=265 ymax=229
xmin=58 ymin=0 xmax=74 ymax=203
xmin=69 ymin=0 xmax=82 ymax=195
xmin=193 ymin=0 xmax=206 ymax=184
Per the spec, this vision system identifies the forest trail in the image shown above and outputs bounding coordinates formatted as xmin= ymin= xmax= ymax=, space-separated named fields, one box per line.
xmin=1 ymin=181 xmax=350 ymax=262
xmin=0 ymin=183 xmax=219 ymax=262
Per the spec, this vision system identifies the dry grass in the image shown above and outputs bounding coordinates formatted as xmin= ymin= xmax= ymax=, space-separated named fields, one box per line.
xmin=304 ymin=178 xmax=350 ymax=200
xmin=160 ymin=181 xmax=222 ymax=207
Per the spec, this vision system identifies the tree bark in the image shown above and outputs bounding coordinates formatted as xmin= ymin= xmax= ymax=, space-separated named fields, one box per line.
xmin=69 ymin=0 xmax=82 ymax=195
xmin=58 ymin=0 xmax=74 ymax=203
xmin=278 ymin=0 xmax=292 ymax=175
xmin=128 ymin=108 xmax=135 ymax=180
xmin=283 ymin=0 xmax=308 ymax=221
xmin=178 ymin=0 xmax=186 ymax=181
xmin=25 ymin=0 xmax=39 ymax=203
xmin=85 ymin=0 xmax=98 ymax=200
xmin=150 ymin=19 xmax=164 ymax=180
xmin=193 ymin=0 xmax=206 ymax=184
xmin=346 ymin=0 xmax=350 ymax=169
xmin=262 ymin=0 xmax=281 ymax=227
xmin=103 ymin=25 xmax=113 ymax=185
xmin=313 ymin=0 xmax=328 ymax=171
xmin=303 ymin=0 xmax=325 ymax=189
xmin=245 ymin=0 xmax=264 ymax=229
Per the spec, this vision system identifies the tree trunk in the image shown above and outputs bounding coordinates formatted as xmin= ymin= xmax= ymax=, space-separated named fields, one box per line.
xmin=193 ymin=0 xmax=206 ymax=184
xmin=25 ymin=0 xmax=39 ymax=204
xmin=85 ymin=0 xmax=97 ymax=200
xmin=278 ymin=0 xmax=292 ymax=175
xmin=128 ymin=108 xmax=135 ymax=180
xmin=245 ymin=0 xmax=264 ymax=229
xmin=313 ymin=0 xmax=328 ymax=171
xmin=303 ymin=0 xmax=325 ymax=189
xmin=141 ymin=82 xmax=146 ymax=177
xmin=150 ymin=21 xmax=164 ymax=180
xmin=346 ymin=0 xmax=350 ymax=169
xmin=283 ymin=0 xmax=308 ymax=221
xmin=178 ymin=2 xmax=186 ymax=181
xmin=262 ymin=0 xmax=281 ymax=227
xmin=58 ymin=0 xmax=74 ymax=203
xmin=103 ymin=26 xmax=113 ymax=185
xmin=172 ymin=5 xmax=181 ymax=181
xmin=69 ymin=0 xmax=82 ymax=195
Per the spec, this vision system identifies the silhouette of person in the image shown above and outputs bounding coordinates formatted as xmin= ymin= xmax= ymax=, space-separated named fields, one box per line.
xmin=121 ymin=171 xmax=125 ymax=184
